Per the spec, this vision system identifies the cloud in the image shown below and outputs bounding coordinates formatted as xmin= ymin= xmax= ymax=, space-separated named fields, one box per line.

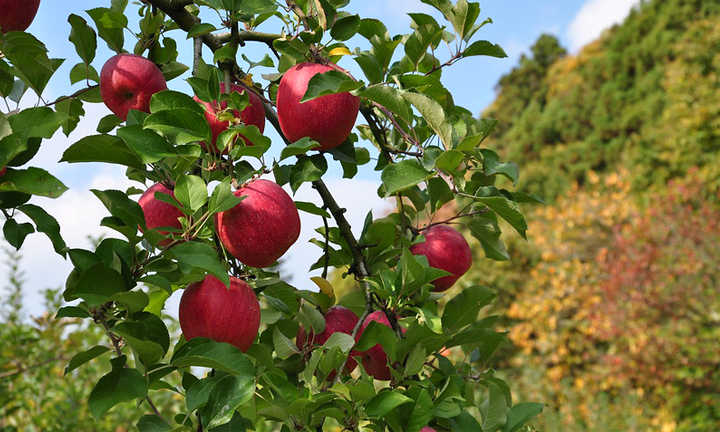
xmin=567 ymin=0 xmax=641 ymax=52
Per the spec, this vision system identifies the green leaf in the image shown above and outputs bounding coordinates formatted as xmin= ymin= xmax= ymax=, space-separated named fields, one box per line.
xmin=87 ymin=8 xmax=126 ymax=53
xmin=404 ymin=344 xmax=426 ymax=376
xmin=165 ymin=242 xmax=230 ymax=287
xmin=65 ymin=346 xmax=111 ymax=375
xmin=18 ymin=204 xmax=67 ymax=255
xmin=3 ymin=219 xmax=34 ymax=250
xmin=279 ymin=137 xmax=319 ymax=161
xmin=301 ymin=70 xmax=364 ymax=103
xmin=322 ymin=332 xmax=355 ymax=352
xmin=427 ymin=177 xmax=453 ymax=213
xmin=463 ymin=40 xmax=507 ymax=58
xmin=149 ymin=90 xmax=205 ymax=115
xmin=91 ymin=189 xmax=145 ymax=231
xmin=171 ymin=338 xmax=255 ymax=376
xmin=71 ymin=263 xmax=128 ymax=306
xmin=56 ymin=306 xmax=91 ymax=318
xmin=61 ymin=134 xmax=144 ymax=169
xmin=8 ymin=107 xmax=66 ymax=140
xmin=467 ymin=215 xmax=510 ymax=261
xmin=301 ymin=302 xmax=326 ymax=334
xmin=209 ymin=178 xmax=243 ymax=214
xmin=330 ymin=15 xmax=361 ymax=41
xmin=396 ymin=387 xmax=434 ymax=432
xmin=88 ymin=356 xmax=148 ymax=419
xmin=112 ymin=322 xmax=165 ymax=366
xmin=69 ymin=63 xmax=100 ymax=84
xmin=273 ymin=327 xmax=300 ymax=359
xmin=502 ymin=402 xmax=545 ymax=432
xmin=174 ymin=174 xmax=207 ymax=213
xmin=442 ymin=285 xmax=495 ymax=332
xmin=290 ymin=155 xmax=327 ymax=193
xmin=434 ymin=149 xmax=464 ymax=172
xmin=381 ymin=159 xmax=432 ymax=195
xmin=144 ymin=109 xmax=211 ymax=145
xmin=0 ymin=168 xmax=68 ymax=198
xmin=137 ymin=414 xmax=172 ymax=432
xmin=55 ymin=98 xmax=85 ymax=136
xmin=481 ymin=149 xmax=518 ymax=186
xmin=205 ymin=375 xmax=256 ymax=428
xmin=0 ymin=32 xmax=64 ymax=95
xmin=359 ymin=85 xmax=412 ymax=122
xmin=95 ymin=114 xmax=121 ymax=133
xmin=401 ymin=90 xmax=453 ymax=149
xmin=450 ymin=410 xmax=482 ymax=432
xmin=294 ymin=201 xmax=330 ymax=218
xmin=482 ymin=379 xmax=510 ymax=431
xmin=365 ymin=392 xmax=412 ymax=418
xmin=68 ymin=14 xmax=97 ymax=64
xmin=187 ymin=23 xmax=217 ymax=38
xmin=116 ymin=125 xmax=176 ymax=163
xmin=473 ymin=191 xmax=528 ymax=239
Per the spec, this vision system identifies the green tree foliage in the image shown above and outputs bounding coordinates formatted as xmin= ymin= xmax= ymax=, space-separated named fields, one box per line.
xmin=484 ymin=0 xmax=720 ymax=200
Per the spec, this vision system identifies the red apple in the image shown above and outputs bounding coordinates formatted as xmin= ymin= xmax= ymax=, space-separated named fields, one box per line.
xmin=355 ymin=310 xmax=406 ymax=380
xmin=100 ymin=53 xmax=167 ymax=121
xmin=410 ymin=225 xmax=472 ymax=292
xmin=420 ymin=427 xmax=437 ymax=432
xmin=0 ymin=0 xmax=41 ymax=32
xmin=215 ymin=179 xmax=300 ymax=268
xmin=138 ymin=183 xmax=183 ymax=246
xmin=194 ymin=83 xmax=265 ymax=153
xmin=0 ymin=166 xmax=6 ymax=177
xmin=276 ymin=62 xmax=359 ymax=151
xmin=179 ymin=274 xmax=260 ymax=352
xmin=297 ymin=306 xmax=359 ymax=379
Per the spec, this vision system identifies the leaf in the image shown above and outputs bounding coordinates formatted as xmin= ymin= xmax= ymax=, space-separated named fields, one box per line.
xmin=473 ymin=192 xmax=528 ymax=239
xmin=174 ymin=174 xmax=207 ymax=213
xmin=187 ymin=23 xmax=217 ymax=38
xmin=300 ymin=70 xmax=364 ymax=103
xmin=88 ymin=356 xmax=148 ymax=419
xmin=209 ymin=178 xmax=243 ymax=214
xmin=328 ymin=46 xmax=352 ymax=57
xmin=149 ymin=90 xmax=205 ymax=115
xmin=171 ymin=338 xmax=255 ymax=376
xmin=442 ymin=285 xmax=495 ymax=332
xmin=137 ymin=415 xmax=172 ymax=432
xmin=434 ymin=149 xmax=464 ymax=172
xmin=71 ymin=263 xmax=128 ymax=306
xmin=467 ymin=215 xmax=510 ymax=261
xmin=290 ymin=155 xmax=327 ymax=193
xmin=0 ymin=168 xmax=68 ymax=198
xmin=322 ymin=333 xmax=355 ymax=352
xmin=56 ymin=306 xmax=91 ymax=319
xmin=68 ymin=14 xmax=97 ymax=64
xmin=65 ymin=346 xmax=111 ymax=375
xmin=401 ymin=90 xmax=453 ymax=149
xmin=295 ymin=201 xmax=330 ymax=218
xmin=70 ymin=63 xmax=100 ymax=85
xmin=381 ymin=159 xmax=432 ymax=195
xmin=116 ymin=125 xmax=176 ymax=163
xmin=91 ymin=189 xmax=145 ymax=230
xmin=3 ymin=219 xmax=34 ymax=250
xmin=8 ymin=107 xmax=66 ymax=140
xmin=301 ymin=302 xmax=326 ymax=334
xmin=205 ymin=375 xmax=256 ymax=428
xmin=279 ymin=137 xmax=320 ymax=161
xmin=0 ymin=32 xmax=63 ymax=95
xmin=61 ymin=134 xmax=144 ymax=169
xmin=18 ymin=204 xmax=67 ymax=256
xmin=55 ymin=98 xmax=85 ymax=136
xmin=273 ymin=327 xmax=300 ymax=358
xmin=404 ymin=344 xmax=426 ymax=376
xmin=502 ymin=402 xmax=545 ymax=432
xmin=463 ymin=40 xmax=507 ymax=58
xmin=481 ymin=149 xmax=518 ymax=186
xmin=359 ymin=85 xmax=412 ymax=123
xmin=86 ymin=7 xmax=126 ymax=53
xmin=398 ymin=387 xmax=434 ymax=432
xmin=144 ymin=109 xmax=211 ymax=145
xmin=330 ymin=15 xmax=361 ymax=41
xmin=365 ymin=392 xmax=412 ymax=418
xmin=111 ymin=322 xmax=165 ymax=366
xmin=165 ymin=242 xmax=230 ymax=287
xmin=482 ymin=379 xmax=510 ymax=431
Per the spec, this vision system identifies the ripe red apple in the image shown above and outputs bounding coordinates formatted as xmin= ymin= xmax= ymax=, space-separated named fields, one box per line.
xmin=276 ymin=62 xmax=359 ymax=151
xmin=410 ymin=225 xmax=473 ymax=292
xmin=215 ymin=179 xmax=300 ymax=268
xmin=297 ymin=306 xmax=359 ymax=379
xmin=420 ymin=427 xmax=437 ymax=432
xmin=179 ymin=274 xmax=260 ymax=352
xmin=138 ymin=183 xmax=183 ymax=246
xmin=100 ymin=53 xmax=167 ymax=121
xmin=355 ymin=310 xmax=406 ymax=380
xmin=194 ymin=83 xmax=265 ymax=153
xmin=0 ymin=0 xmax=41 ymax=32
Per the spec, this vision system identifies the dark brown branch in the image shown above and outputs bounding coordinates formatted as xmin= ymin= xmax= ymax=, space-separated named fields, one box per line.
xmin=43 ymin=85 xmax=98 ymax=107
xmin=417 ymin=208 xmax=491 ymax=232
xmin=145 ymin=0 xmax=222 ymax=51
xmin=215 ymin=31 xmax=282 ymax=47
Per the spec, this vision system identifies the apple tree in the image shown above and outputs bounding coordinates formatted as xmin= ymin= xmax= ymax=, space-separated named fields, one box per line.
xmin=0 ymin=0 xmax=545 ymax=430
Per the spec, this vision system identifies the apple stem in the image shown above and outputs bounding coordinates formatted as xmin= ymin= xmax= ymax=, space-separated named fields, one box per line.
xmin=417 ymin=208 xmax=492 ymax=232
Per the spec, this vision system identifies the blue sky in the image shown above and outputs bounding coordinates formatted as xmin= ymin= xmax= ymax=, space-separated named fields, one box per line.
xmin=6 ymin=0 xmax=641 ymax=317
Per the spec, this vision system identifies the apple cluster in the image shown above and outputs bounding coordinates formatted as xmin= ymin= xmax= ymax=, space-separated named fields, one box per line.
xmin=98 ymin=52 xmax=475 ymax=381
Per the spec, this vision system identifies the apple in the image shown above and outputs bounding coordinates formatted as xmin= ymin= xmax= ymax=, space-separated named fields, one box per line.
xmin=195 ymin=83 xmax=266 ymax=153
xmin=179 ymin=274 xmax=260 ymax=352
xmin=0 ymin=0 xmax=41 ymax=32
xmin=355 ymin=310 xmax=406 ymax=380
xmin=100 ymin=53 xmax=167 ymax=121
xmin=297 ymin=306 xmax=359 ymax=379
xmin=138 ymin=183 xmax=183 ymax=247
xmin=420 ymin=427 xmax=437 ymax=432
xmin=410 ymin=225 xmax=472 ymax=292
xmin=0 ymin=166 xmax=6 ymax=177
xmin=215 ymin=178 xmax=300 ymax=268
xmin=276 ymin=62 xmax=360 ymax=151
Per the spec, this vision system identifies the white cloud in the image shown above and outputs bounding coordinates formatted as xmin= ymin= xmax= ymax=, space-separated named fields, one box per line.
xmin=567 ymin=0 xmax=641 ymax=52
